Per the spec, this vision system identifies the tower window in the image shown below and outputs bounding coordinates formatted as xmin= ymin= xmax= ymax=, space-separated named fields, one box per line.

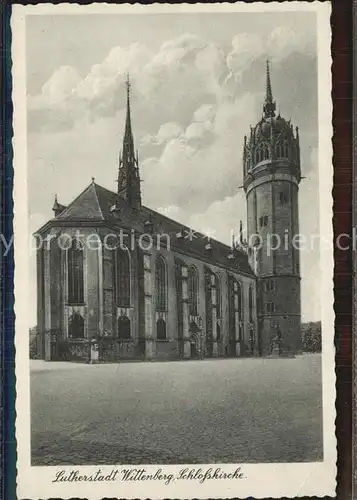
xmin=255 ymin=143 xmax=269 ymax=164
xmin=266 ymin=302 xmax=276 ymax=314
xmin=279 ymin=192 xmax=288 ymax=206
xmin=259 ymin=216 xmax=268 ymax=228
xmin=284 ymin=141 xmax=289 ymax=158
xmin=276 ymin=141 xmax=289 ymax=159
xmin=265 ymin=280 xmax=275 ymax=292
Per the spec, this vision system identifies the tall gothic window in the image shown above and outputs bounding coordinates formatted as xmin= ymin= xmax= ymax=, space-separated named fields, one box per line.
xmin=156 ymin=256 xmax=167 ymax=311
xmin=188 ymin=266 xmax=198 ymax=316
xmin=116 ymin=248 xmax=130 ymax=307
xmin=249 ymin=285 xmax=254 ymax=322
xmin=276 ymin=140 xmax=289 ymax=159
xmin=68 ymin=239 xmax=84 ymax=305
xmin=215 ymin=274 xmax=221 ymax=318
xmin=262 ymin=143 xmax=269 ymax=161
xmin=237 ymin=281 xmax=242 ymax=321
xmin=256 ymin=143 xmax=269 ymax=164
xmin=283 ymin=140 xmax=289 ymax=158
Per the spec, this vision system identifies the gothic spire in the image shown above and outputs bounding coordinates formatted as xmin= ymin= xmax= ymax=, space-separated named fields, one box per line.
xmin=263 ymin=60 xmax=276 ymax=119
xmin=117 ymin=74 xmax=141 ymax=209
xmin=123 ymin=74 xmax=135 ymax=160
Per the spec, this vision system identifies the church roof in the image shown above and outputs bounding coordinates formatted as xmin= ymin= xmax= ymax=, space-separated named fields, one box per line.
xmin=40 ymin=181 xmax=254 ymax=277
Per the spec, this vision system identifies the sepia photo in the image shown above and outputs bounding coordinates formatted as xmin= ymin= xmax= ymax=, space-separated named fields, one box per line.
xmin=13 ymin=2 xmax=335 ymax=498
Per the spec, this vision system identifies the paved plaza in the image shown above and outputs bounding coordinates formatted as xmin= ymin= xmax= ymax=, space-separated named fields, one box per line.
xmin=31 ymin=355 xmax=323 ymax=465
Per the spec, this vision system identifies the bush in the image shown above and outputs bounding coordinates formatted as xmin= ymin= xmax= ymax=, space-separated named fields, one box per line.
xmin=29 ymin=326 xmax=38 ymax=359
xmin=301 ymin=321 xmax=321 ymax=353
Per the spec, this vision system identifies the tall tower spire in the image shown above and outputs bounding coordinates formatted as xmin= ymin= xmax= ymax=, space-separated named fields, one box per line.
xmin=117 ymin=74 xmax=141 ymax=209
xmin=242 ymin=61 xmax=301 ymax=356
xmin=263 ymin=60 xmax=276 ymax=118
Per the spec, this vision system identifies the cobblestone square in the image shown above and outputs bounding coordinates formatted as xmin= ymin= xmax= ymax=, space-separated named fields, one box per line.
xmin=31 ymin=355 xmax=323 ymax=465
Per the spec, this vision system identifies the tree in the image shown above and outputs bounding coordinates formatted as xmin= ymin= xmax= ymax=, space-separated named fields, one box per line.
xmin=301 ymin=321 xmax=321 ymax=353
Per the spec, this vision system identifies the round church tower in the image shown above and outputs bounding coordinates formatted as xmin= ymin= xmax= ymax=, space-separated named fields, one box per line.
xmin=243 ymin=61 xmax=301 ymax=356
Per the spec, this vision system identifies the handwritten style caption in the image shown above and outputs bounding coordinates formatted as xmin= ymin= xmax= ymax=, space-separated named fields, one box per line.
xmin=53 ymin=467 xmax=246 ymax=485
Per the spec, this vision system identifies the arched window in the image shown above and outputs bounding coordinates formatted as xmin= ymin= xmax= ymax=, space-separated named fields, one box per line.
xmin=188 ymin=266 xmax=198 ymax=316
xmin=68 ymin=311 xmax=84 ymax=339
xmin=116 ymin=247 xmax=130 ymax=307
xmin=255 ymin=145 xmax=261 ymax=164
xmin=68 ymin=239 xmax=84 ymax=305
xmin=157 ymin=318 xmax=167 ymax=340
xmin=215 ymin=274 xmax=221 ymax=318
xmin=228 ymin=276 xmax=237 ymax=355
xmin=256 ymin=143 xmax=269 ymax=164
xmin=249 ymin=285 xmax=254 ymax=322
xmin=245 ymin=152 xmax=251 ymax=173
xmin=156 ymin=256 xmax=167 ymax=311
xmin=118 ymin=315 xmax=131 ymax=339
xmin=276 ymin=140 xmax=289 ymax=159
xmin=283 ymin=140 xmax=289 ymax=158
xmin=263 ymin=143 xmax=269 ymax=160
xmin=237 ymin=281 xmax=243 ymax=321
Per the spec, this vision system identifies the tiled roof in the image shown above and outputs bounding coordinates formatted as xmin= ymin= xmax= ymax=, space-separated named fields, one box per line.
xmin=43 ymin=182 xmax=255 ymax=277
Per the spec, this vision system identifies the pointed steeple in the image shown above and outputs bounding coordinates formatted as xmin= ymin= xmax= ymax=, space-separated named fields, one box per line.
xmin=117 ymin=74 xmax=141 ymax=209
xmin=263 ymin=60 xmax=276 ymax=119
xmin=123 ymin=74 xmax=135 ymax=163
xmin=52 ymin=194 xmax=66 ymax=217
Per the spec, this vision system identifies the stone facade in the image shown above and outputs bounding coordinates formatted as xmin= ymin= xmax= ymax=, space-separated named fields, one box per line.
xmin=36 ymin=226 xmax=257 ymax=361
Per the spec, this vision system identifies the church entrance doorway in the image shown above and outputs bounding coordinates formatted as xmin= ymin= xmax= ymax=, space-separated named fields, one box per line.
xmin=190 ymin=338 xmax=197 ymax=359
xmin=189 ymin=322 xmax=201 ymax=359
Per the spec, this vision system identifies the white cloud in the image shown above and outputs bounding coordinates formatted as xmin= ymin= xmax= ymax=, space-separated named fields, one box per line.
xmin=226 ymin=26 xmax=315 ymax=83
xmin=42 ymin=65 xmax=81 ymax=100
xmin=193 ymin=104 xmax=216 ymax=123
xmin=140 ymin=91 xmax=257 ymax=213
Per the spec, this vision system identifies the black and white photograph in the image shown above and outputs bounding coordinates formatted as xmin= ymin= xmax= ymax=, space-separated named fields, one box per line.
xmin=13 ymin=3 xmax=335 ymax=498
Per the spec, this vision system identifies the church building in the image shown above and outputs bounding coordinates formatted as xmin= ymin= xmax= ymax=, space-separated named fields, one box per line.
xmin=35 ymin=62 xmax=302 ymax=362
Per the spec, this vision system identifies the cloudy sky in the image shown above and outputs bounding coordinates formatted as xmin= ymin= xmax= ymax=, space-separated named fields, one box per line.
xmin=26 ymin=10 xmax=320 ymax=325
